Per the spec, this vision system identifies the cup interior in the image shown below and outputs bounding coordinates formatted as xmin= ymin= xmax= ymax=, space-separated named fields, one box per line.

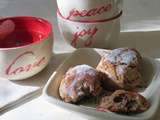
xmin=0 ymin=16 xmax=52 ymax=48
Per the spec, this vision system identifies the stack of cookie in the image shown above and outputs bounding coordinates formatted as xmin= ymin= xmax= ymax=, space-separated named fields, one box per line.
xmin=59 ymin=48 xmax=150 ymax=114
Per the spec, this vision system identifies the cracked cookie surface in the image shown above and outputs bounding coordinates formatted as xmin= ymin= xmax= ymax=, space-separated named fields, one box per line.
xmin=97 ymin=90 xmax=150 ymax=114
xmin=59 ymin=64 xmax=102 ymax=103
xmin=97 ymin=48 xmax=142 ymax=90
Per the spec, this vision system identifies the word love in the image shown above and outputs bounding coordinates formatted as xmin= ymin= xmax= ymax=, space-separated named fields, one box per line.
xmin=66 ymin=3 xmax=112 ymax=19
xmin=71 ymin=27 xmax=98 ymax=47
xmin=6 ymin=51 xmax=46 ymax=75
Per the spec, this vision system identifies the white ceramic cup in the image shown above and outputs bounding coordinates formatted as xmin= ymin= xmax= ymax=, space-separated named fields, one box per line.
xmin=57 ymin=0 xmax=123 ymax=21
xmin=57 ymin=10 xmax=122 ymax=48
xmin=0 ymin=16 xmax=53 ymax=80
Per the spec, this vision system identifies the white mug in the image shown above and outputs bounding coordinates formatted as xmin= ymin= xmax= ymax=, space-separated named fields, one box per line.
xmin=0 ymin=16 xmax=53 ymax=80
xmin=57 ymin=0 xmax=123 ymax=21
xmin=57 ymin=10 xmax=122 ymax=48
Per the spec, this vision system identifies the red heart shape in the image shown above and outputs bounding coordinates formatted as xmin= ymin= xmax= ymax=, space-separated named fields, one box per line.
xmin=0 ymin=20 xmax=15 ymax=39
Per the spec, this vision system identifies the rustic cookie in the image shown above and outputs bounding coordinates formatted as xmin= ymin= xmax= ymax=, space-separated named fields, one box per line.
xmin=59 ymin=64 xmax=102 ymax=103
xmin=97 ymin=90 xmax=150 ymax=114
xmin=96 ymin=48 xmax=142 ymax=90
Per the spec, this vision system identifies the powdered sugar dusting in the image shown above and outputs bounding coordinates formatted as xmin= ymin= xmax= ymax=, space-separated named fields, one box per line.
xmin=104 ymin=48 xmax=138 ymax=65
xmin=72 ymin=64 xmax=97 ymax=76
xmin=121 ymin=50 xmax=137 ymax=64
xmin=62 ymin=64 xmax=99 ymax=102
xmin=104 ymin=48 xmax=123 ymax=62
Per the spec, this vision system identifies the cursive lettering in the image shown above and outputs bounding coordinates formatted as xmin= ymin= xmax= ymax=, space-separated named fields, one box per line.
xmin=66 ymin=3 xmax=112 ymax=19
xmin=71 ymin=27 xmax=98 ymax=47
xmin=6 ymin=51 xmax=46 ymax=75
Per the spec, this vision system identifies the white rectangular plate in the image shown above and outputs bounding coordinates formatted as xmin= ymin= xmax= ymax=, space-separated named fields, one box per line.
xmin=43 ymin=48 xmax=160 ymax=120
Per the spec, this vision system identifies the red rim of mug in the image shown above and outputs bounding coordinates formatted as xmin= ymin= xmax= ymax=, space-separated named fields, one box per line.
xmin=57 ymin=9 xmax=123 ymax=23
xmin=0 ymin=16 xmax=52 ymax=50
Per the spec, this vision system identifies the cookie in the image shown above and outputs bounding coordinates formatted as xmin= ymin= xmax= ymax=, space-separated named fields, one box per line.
xmin=97 ymin=48 xmax=142 ymax=90
xmin=97 ymin=90 xmax=150 ymax=114
xmin=59 ymin=64 xmax=102 ymax=103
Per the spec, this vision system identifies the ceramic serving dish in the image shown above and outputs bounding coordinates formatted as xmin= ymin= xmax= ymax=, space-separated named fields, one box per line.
xmin=43 ymin=48 xmax=160 ymax=120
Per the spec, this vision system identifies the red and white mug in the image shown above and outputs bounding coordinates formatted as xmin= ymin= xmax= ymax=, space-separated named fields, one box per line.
xmin=57 ymin=0 xmax=123 ymax=21
xmin=57 ymin=10 xmax=122 ymax=48
xmin=0 ymin=16 xmax=53 ymax=80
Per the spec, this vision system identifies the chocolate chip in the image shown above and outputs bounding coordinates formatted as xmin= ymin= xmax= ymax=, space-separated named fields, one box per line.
xmin=113 ymin=95 xmax=124 ymax=103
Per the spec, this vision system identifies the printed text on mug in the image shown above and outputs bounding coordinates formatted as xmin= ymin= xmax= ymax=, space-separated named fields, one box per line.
xmin=66 ymin=3 xmax=112 ymax=19
xmin=6 ymin=51 xmax=46 ymax=75
xmin=71 ymin=27 xmax=98 ymax=47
